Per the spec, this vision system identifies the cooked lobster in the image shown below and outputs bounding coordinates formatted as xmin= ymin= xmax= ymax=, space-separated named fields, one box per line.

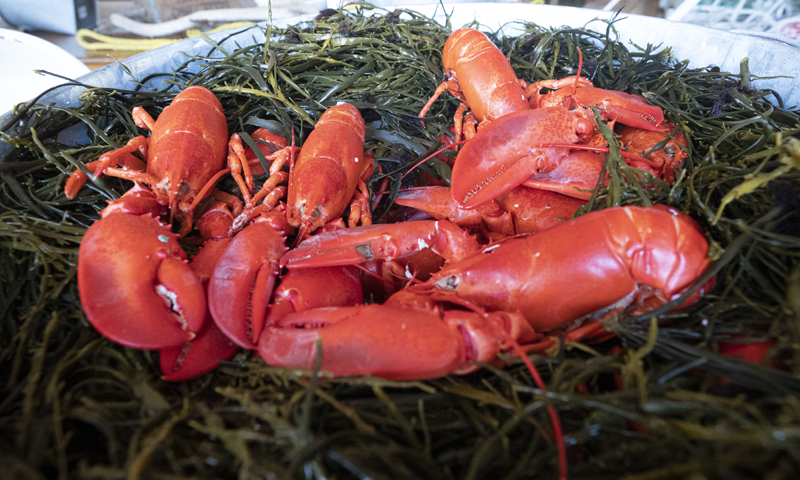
xmin=273 ymin=205 xmax=711 ymax=376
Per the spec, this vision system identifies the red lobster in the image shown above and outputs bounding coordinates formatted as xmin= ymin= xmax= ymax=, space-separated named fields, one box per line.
xmin=72 ymin=87 xmax=234 ymax=351
xmin=207 ymin=103 xmax=372 ymax=350
xmin=287 ymin=102 xmax=372 ymax=243
xmin=273 ymin=205 xmax=712 ymax=376
xmin=416 ymin=28 xmax=677 ymax=211
xmin=418 ymin=28 xmax=530 ymax=141
xmin=65 ymin=86 xmax=232 ymax=237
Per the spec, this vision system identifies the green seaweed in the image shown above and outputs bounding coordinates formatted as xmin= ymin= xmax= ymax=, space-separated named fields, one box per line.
xmin=1 ymin=5 xmax=799 ymax=479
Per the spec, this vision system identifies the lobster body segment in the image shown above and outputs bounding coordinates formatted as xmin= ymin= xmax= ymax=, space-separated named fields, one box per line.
xmin=287 ymin=103 xmax=369 ymax=238
xmin=442 ymin=28 xmax=530 ymax=123
xmin=146 ymin=86 xmax=230 ymax=211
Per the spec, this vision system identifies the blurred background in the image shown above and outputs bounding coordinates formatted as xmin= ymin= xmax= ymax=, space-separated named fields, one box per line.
xmin=1 ymin=0 xmax=799 ymax=113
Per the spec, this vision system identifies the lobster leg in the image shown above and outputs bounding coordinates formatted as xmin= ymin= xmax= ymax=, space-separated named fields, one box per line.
xmin=132 ymin=105 xmax=156 ymax=131
xmin=226 ymin=130 xmax=298 ymax=203
xmin=280 ymin=220 xmax=480 ymax=269
xmin=64 ymin=136 xmax=151 ymax=198
xmin=418 ymin=79 xmax=464 ymax=121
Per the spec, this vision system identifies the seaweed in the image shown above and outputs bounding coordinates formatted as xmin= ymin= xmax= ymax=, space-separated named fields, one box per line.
xmin=1 ymin=5 xmax=799 ymax=479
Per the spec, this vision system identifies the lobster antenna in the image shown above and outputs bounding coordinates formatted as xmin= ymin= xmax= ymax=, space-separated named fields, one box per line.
xmin=288 ymin=125 xmax=297 ymax=171
xmin=402 ymin=139 xmax=467 ymax=179
xmin=509 ymin=340 xmax=568 ymax=480
xmin=570 ymin=47 xmax=584 ymax=100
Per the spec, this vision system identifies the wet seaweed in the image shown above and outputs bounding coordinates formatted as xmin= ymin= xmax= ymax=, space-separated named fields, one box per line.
xmin=1 ymin=4 xmax=799 ymax=479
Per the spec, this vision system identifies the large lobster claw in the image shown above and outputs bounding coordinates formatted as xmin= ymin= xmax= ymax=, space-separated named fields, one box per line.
xmin=450 ymin=107 xmax=596 ymax=209
xmin=78 ymin=210 xmax=206 ymax=349
xmin=280 ymin=220 xmax=481 ymax=269
xmin=208 ymin=221 xmax=288 ymax=349
xmin=396 ymin=185 xmax=586 ymax=236
xmin=531 ymin=85 xmax=664 ymax=131
xmin=570 ymin=87 xmax=664 ymax=131
xmin=257 ymin=304 xmax=539 ymax=380
xmin=159 ymin=237 xmax=240 ymax=381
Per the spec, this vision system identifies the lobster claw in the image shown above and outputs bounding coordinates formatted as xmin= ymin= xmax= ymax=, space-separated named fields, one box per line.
xmin=522 ymin=150 xmax=605 ymax=201
xmin=575 ymin=88 xmax=664 ymax=131
xmin=159 ymin=237 xmax=240 ymax=381
xmin=208 ymin=220 xmax=288 ymax=349
xmin=396 ymin=185 xmax=586 ymax=236
xmin=78 ymin=211 xmax=206 ymax=349
xmin=159 ymin=318 xmax=239 ymax=381
xmin=534 ymin=86 xmax=665 ymax=131
xmin=450 ymin=108 xmax=596 ymax=209
xmin=396 ymin=186 xmax=507 ymax=229
xmin=257 ymin=303 xmax=538 ymax=380
xmin=280 ymin=220 xmax=480 ymax=269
